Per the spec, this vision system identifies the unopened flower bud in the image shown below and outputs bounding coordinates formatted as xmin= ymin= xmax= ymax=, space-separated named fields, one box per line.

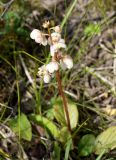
xmin=43 ymin=74 xmax=51 ymax=83
xmin=42 ymin=21 xmax=50 ymax=28
xmin=46 ymin=61 xmax=59 ymax=73
xmin=54 ymin=26 xmax=61 ymax=33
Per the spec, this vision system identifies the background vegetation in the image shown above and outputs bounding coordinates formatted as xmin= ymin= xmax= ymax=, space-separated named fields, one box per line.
xmin=0 ymin=0 xmax=116 ymax=159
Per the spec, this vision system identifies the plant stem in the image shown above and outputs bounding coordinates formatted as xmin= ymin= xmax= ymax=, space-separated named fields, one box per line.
xmin=47 ymin=27 xmax=71 ymax=133
xmin=56 ymin=70 xmax=71 ymax=133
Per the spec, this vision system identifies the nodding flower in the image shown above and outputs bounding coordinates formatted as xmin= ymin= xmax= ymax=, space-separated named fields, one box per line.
xmin=60 ymin=55 xmax=73 ymax=70
xmin=43 ymin=74 xmax=51 ymax=83
xmin=38 ymin=65 xmax=51 ymax=83
xmin=46 ymin=61 xmax=59 ymax=73
xmin=30 ymin=29 xmax=47 ymax=46
xmin=50 ymin=39 xmax=66 ymax=57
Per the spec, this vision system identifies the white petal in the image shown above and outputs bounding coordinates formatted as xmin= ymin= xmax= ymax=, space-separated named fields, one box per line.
xmin=41 ymin=38 xmax=47 ymax=46
xmin=67 ymin=59 xmax=73 ymax=69
xmin=63 ymin=56 xmax=73 ymax=69
xmin=58 ymin=42 xmax=66 ymax=49
xmin=52 ymin=61 xmax=59 ymax=71
xmin=54 ymin=26 xmax=61 ymax=33
xmin=51 ymin=32 xmax=61 ymax=42
xmin=30 ymin=29 xmax=40 ymax=40
xmin=46 ymin=61 xmax=59 ymax=73
xmin=46 ymin=63 xmax=55 ymax=73
xmin=35 ymin=37 xmax=42 ymax=43
xmin=59 ymin=38 xmax=65 ymax=44
xmin=51 ymin=32 xmax=61 ymax=39
xmin=43 ymin=74 xmax=51 ymax=83
xmin=35 ymin=36 xmax=47 ymax=46
xmin=50 ymin=45 xmax=58 ymax=56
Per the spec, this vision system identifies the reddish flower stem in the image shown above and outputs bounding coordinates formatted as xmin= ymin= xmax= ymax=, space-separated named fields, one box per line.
xmin=48 ymin=27 xmax=71 ymax=133
xmin=56 ymin=70 xmax=71 ymax=133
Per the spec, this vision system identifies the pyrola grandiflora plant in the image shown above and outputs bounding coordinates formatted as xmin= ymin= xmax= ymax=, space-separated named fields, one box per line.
xmin=30 ymin=21 xmax=73 ymax=133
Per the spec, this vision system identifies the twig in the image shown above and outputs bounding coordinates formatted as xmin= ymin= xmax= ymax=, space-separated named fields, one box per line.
xmin=0 ymin=0 xmax=15 ymax=19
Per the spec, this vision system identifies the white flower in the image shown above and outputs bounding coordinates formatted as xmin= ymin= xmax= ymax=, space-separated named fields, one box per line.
xmin=57 ymin=39 xmax=66 ymax=49
xmin=51 ymin=32 xmax=61 ymax=43
xmin=43 ymin=74 xmax=51 ymax=83
xmin=50 ymin=39 xmax=66 ymax=56
xmin=38 ymin=65 xmax=52 ymax=83
xmin=38 ymin=65 xmax=47 ymax=76
xmin=60 ymin=55 xmax=73 ymax=70
xmin=46 ymin=61 xmax=59 ymax=73
xmin=30 ymin=29 xmax=47 ymax=46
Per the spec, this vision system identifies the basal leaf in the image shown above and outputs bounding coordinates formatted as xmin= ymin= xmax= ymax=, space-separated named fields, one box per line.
xmin=54 ymin=97 xmax=78 ymax=129
xmin=94 ymin=126 xmax=116 ymax=155
xmin=78 ymin=134 xmax=95 ymax=156
xmin=58 ymin=127 xmax=71 ymax=144
xmin=30 ymin=114 xmax=59 ymax=138
xmin=9 ymin=113 xmax=32 ymax=141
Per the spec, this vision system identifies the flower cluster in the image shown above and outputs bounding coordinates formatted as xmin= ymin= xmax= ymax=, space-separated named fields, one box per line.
xmin=30 ymin=22 xmax=73 ymax=83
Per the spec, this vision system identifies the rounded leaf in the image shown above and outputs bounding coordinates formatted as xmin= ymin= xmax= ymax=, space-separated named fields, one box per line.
xmin=54 ymin=97 xmax=78 ymax=129
xmin=9 ymin=113 xmax=32 ymax=141
xmin=78 ymin=134 xmax=95 ymax=156
xmin=30 ymin=114 xmax=59 ymax=138
xmin=94 ymin=126 xmax=116 ymax=155
xmin=58 ymin=127 xmax=71 ymax=143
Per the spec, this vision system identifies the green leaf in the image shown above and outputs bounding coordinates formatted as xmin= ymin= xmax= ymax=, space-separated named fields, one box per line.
xmin=30 ymin=114 xmax=59 ymax=138
xmin=46 ymin=108 xmax=54 ymax=120
xmin=9 ymin=113 xmax=32 ymax=141
xmin=78 ymin=134 xmax=95 ymax=156
xmin=53 ymin=97 xmax=78 ymax=129
xmin=58 ymin=127 xmax=71 ymax=144
xmin=94 ymin=126 xmax=116 ymax=155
